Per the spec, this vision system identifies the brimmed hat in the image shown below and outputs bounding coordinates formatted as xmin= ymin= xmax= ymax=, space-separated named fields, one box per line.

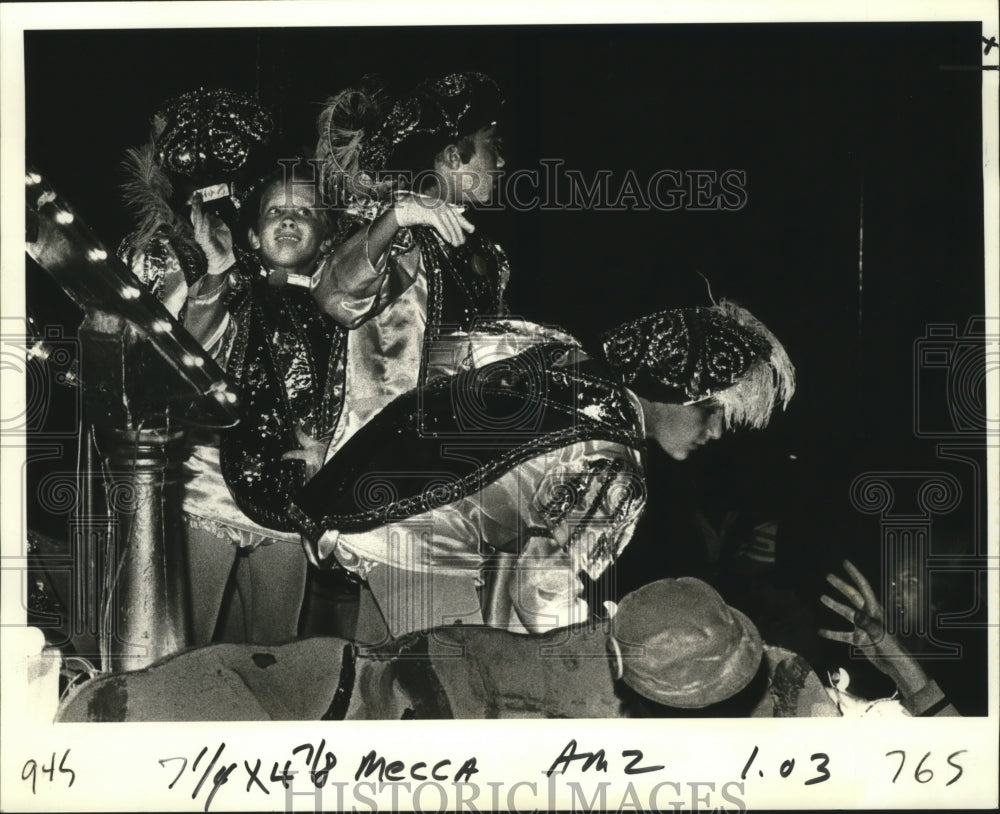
xmin=612 ymin=577 xmax=764 ymax=709
xmin=601 ymin=300 xmax=795 ymax=430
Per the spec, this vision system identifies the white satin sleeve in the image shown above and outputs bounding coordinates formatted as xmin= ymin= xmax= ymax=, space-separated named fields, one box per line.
xmin=183 ymin=270 xmax=234 ymax=364
xmin=324 ymin=438 xmax=645 ymax=634
xmin=311 ymin=223 xmax=421 ymax=328
xmin=505 ymin=441 xmax=645 ymax=632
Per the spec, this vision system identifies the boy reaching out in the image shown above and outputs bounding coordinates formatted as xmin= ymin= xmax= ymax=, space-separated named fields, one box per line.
xmin=122 ymin=118 xmax=346 ymax=644
xmin=312 ymin=72 xmax=511 ymax=460
xmin=120 ymin=90 xmax=360 ymax=644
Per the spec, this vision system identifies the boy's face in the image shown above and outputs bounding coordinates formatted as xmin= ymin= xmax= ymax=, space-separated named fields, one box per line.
xmin=441 ymin=125 xmax=505 ymax=205
xmin=641 ymin=398 xmax=725 ymax=461
xmin=249 ymin=181 xmax=329 ymax=274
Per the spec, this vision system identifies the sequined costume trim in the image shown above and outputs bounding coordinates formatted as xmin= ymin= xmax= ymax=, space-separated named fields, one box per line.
xmin=411 ymin=226 xmax=510 ymax=346
xmin=220 ymin=271 xmax=347 ymax=532
xmin=290 ymin=343 xmax=644 ymax=541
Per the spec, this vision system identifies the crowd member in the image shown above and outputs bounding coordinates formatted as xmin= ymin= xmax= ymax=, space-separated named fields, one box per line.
xmin=119 ymin=89 xmax=344 ymax=645
xmin=291 ymin=300 xmax=796 ymax=642
xmin=311 ymin=71 xmax=510 ymax=460
xmin=608 ymin=577 xmax=839 ymax=718
xmin=60 ymin=564 xmax=959 ymax=721
xmin=56 ymin=577 xmax=834 ymax=720
xmin=819 ymin=559 xmax=959 ymax=716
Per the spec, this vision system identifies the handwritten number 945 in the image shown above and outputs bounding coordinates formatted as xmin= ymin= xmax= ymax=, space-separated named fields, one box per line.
xmin=21 ymin=750 xmax=76 ymax=794
xmin=885 ymin=750 xmax=966 ymax=786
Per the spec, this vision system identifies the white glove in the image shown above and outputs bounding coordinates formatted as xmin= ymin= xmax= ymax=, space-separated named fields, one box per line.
xmin=392 ymin=192 xmax=475 ymax=247
xmin=190 ymin=194 xmax=236 ymax=275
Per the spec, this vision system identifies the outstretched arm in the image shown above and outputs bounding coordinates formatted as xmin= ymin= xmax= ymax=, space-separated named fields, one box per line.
xmin=312 ymin=193 xmax=475 ymax=328
xmin=510 ymin=449 xmax=645 ymax=634
xmin=819 ymin=560 xmax=958 ymax=716
xmin=370 ymin=194 xmax=475 ymax=258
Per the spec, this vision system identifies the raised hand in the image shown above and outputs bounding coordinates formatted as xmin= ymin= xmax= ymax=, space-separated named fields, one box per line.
xmin=191 ymin=193 xmax=236 ymax=274
xmin=392 ymin=192 xmax=475 ymax=247
xmin=818 ymin=559 xmax=928 ymax=697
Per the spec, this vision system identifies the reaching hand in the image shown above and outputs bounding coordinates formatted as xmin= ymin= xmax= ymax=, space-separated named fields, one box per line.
xmin=818 ymin=559 xmax=928 ymax=697
xmin=191 ymin=194 xmax=236 ymax=275
xmin=280 ymin=425 xmax=330 ymax=482
xmin=392 ymin=192 xmax=475 ymax=247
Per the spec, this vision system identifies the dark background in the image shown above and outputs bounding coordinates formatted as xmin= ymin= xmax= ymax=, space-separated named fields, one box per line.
xmin=24 ymin=23 xmax=989 ymax=712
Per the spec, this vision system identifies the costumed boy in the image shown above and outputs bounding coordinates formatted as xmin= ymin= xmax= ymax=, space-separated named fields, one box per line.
xmin=311 ymin=71 xmax=510 ymax=461
xmin=119 ymin=89 xmax=344 ymax=645
xmin=290 ymin=301 xmax=796 ymax=641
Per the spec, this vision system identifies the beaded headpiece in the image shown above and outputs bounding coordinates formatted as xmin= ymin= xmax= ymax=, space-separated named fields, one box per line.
xmin=149 ymin=88 xmax=273 ymax=182
xmin=359 ymin=72 xmax=502 ymax=173
xmin=601 ymin=300 xmax=795 ymax=429
xmin=119 ymin=88 xmax=274 ymax=291
xmin=315 ymin=72 xmax=503 ymax=214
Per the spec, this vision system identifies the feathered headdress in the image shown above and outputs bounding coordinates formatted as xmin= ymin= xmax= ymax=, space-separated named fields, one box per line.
xmin=601 ymin=300 xmax=796 ymax=430
xmin=120 ymin=142 xmax=187 ymax=256
xmin=314 ymin=78 xmax=393 ymax=218
xmin=314 ymin=72 xmax=503 ymax=217
xmin=119 ymin=88 xmax=274 ymax=289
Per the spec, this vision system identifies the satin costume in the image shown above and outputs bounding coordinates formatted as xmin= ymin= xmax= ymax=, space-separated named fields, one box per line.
xmin=122 ymin=234 xmax=345 ymax=547
xmin=292 ymin=321 xmax=648 ymax=638
xmin=312 ymin=220 xmax=510 ymax=462
xmin=121 ymin=232 xmax=347 ymax=644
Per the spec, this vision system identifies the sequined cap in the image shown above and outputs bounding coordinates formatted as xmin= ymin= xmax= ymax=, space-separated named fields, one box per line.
xmin=316 ymin=72 xmax=503 ymax=217
xmin=119 ymin=88 xmax=276 ymax=294
xmin=601 ymin=300 xmax=795 ymax=429
xmin=358 ymin=72 xmax=504 ymax=174
xmin=151 ymin=88 xmax=273 ymax=182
